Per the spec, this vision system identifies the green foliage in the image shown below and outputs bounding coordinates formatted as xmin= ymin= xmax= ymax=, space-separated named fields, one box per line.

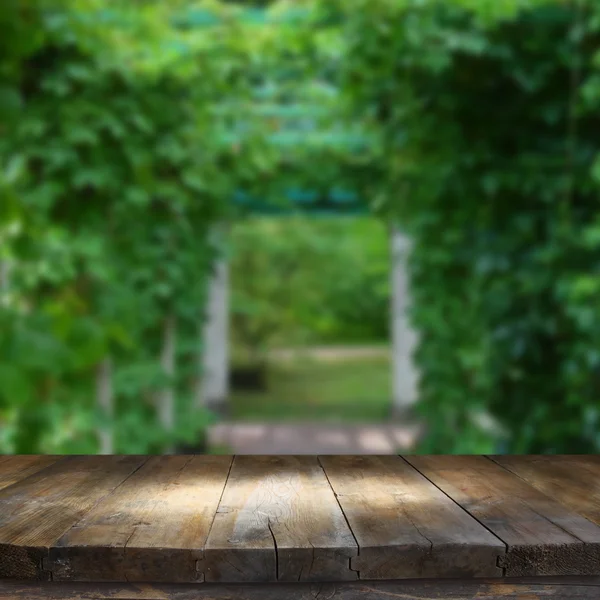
xmin=0 ymin=0 xmax=284 ymax=453
xmin=231 ymin=355 xmax=391 ymax=422
xmin=230 ymin=216 xmax=389 ymax=363
xmin=332 ymin=0 xmax=600 ymax=453
xmin=4 ymin=0 xmax=600 ymax=456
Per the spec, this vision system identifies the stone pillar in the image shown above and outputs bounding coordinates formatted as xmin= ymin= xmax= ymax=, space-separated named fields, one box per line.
xmin=158 ymin=313 xmax=176 ymax=453
xmin=0 ymin=258 xmax=11 ymax=306
xmin=96 ymin=358 xmax=114 ymax=454
xmin=390 ymin=226 xmax=420 ymax=419
xmin=197 ymin=229 xmax=230 ymax=417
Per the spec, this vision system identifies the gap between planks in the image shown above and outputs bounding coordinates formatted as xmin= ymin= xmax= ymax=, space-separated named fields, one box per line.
xmin=404 ymin=455 xmax=600 ymax=577
xmin=316 ymin=456 xmax=361 ymax=579
xmin=398 ymin=454 xmax=509 ymax=576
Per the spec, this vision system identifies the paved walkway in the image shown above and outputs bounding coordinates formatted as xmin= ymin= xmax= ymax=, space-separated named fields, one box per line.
xmin=269 ymin=345 xmax=390 ymax=363
xmin=207 ymin=421 xmax=421 ymax=454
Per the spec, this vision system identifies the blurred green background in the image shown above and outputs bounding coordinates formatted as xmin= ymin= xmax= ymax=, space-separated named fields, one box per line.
xmin=229 ymin=215 xmax=391 ymax=424
xmin=2 ymin=0 xmax=600 ymax=455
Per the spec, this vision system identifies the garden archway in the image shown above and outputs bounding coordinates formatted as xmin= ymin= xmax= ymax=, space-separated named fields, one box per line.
xmin=197 ymin=198 xmax=419 ymax=421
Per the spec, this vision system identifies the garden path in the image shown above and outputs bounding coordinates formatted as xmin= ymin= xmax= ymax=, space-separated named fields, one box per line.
xmin=207 ymin=420 xmax=421 ymax=454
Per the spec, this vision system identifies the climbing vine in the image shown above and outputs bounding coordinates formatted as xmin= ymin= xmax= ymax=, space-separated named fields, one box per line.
xmin=330 ymin=0 xmax=600 ymax=452
xmin=0 ymin=1 xmax=290 ymax=453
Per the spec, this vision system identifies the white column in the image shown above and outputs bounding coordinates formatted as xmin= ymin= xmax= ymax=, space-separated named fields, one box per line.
xmin=158 ymin=312 xmax=176 ymax=453
xmin=96 ymin=358 xmax=113 ymax=454
xmin=0 ymin=259 xmax=8 ymax=293
xmin=0 ymin=258 xmax=11 ymax=306
xmin=390 ymin=226 xmax=419 ymax=418
xmin=197 ymin=232 xmax=229 ymax=415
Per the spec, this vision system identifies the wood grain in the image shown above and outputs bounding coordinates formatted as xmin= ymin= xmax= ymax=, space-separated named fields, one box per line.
xmin=406 ymin=455 xmax=600 ymax=577
xmin=319 ymin=455 xmax=505 ymax=579
xmin=490 ymin=455 xmax=600 ymax=527
xmin=0 ymin=455 xmax=147 ymax=580
xmin=0 ymin=456 xmax=62 ymax=492
xmin=2 ymin=578 xmax=600 ymax=600
xmin=3 ymin=454 xmax=600 ymax=586
xmin=204 ymin=455 xmax=358 ymax=583
xmin=48 ymin=455 xmax=233 ymax=583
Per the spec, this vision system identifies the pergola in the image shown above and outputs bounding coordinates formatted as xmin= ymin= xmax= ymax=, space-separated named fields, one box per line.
xmin=184 ymin=4 xmax=419 ymax=418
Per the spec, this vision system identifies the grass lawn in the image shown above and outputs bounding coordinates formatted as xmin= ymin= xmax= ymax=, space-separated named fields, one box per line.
xmin=229 ymin=354 xmax=392 ymax=422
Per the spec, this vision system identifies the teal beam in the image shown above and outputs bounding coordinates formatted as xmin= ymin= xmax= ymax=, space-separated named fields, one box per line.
xmin=173 ymin=6 xmax=313 ymax=28
xmin=239 ymin=207 xmax=368 ymax=216
xmin=252 ymin=104 xmax=331 ymax=118
xmin=233 ymin=188 xmax=367 ymax=215
xmin=217 ymin=131 xmax=370 ymax=150
xmin=235 ymin=202 xmax=368 ymax=216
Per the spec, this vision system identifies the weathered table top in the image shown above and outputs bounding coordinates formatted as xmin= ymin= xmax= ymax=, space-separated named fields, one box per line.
xmin=0 ymin=454 xmax=599 ymax=585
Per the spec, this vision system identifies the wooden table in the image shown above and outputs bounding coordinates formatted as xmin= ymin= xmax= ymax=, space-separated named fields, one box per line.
xmin=0 ymin=455 xmax=599 ymax=599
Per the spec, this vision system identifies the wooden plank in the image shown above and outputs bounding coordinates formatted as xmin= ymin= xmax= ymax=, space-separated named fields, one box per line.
xmin=0 ymin=455 xmax=147 ymax=580
xmin=490 ymin=455 xmax=600 ymax=527
xmin=318 ymin=455 xmax=505 ymax=579
xmin=3 ymin=578 xmax=600 ymax=600
xmin=47 ymin=455 xmax=233 ymax=583
xmin=0 ymin=456 xmax=62 ymax=492
xmin=406 ymin=455 xmax=600 ymax=577
xmin=204 ymin=455 xmax=358 ymax=583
